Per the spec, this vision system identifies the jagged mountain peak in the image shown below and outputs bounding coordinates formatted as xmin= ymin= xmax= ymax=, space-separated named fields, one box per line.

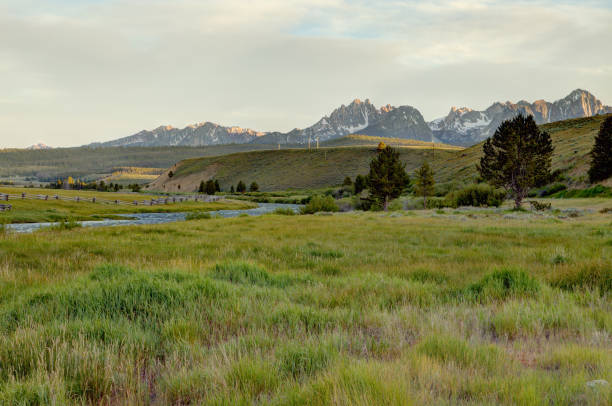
xmin=429 ymin=89 xmax=612 ymax=146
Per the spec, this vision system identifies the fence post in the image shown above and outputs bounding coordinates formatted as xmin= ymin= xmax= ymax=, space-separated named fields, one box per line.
xmin=45 ymin=195 xmax=48 ymax=201
xmin=92 ymin=197 xmax=96 ymax=203
xmin=21 ymin=193 xmax=25 ymax=199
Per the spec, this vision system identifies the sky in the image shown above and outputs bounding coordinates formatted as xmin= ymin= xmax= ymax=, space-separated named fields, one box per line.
xmin=1 ymin=0 xmax=612 ymax=148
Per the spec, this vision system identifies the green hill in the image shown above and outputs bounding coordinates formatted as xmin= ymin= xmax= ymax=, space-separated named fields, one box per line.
xmin=149 ymin=146 xmax=458 ymax=192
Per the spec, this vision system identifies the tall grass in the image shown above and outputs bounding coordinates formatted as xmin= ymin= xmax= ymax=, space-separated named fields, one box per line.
xmin=0 ymin=210 xmax=610 ymax=404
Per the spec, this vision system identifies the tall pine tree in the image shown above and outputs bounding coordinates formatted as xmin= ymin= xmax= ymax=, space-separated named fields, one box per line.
xmin=588 ymin=116 xmax=612 ymax=183
xmin=367 ymin=146 xmax=410 ymax=211
xmin=477 ymin=115 xmax=553 ymax=209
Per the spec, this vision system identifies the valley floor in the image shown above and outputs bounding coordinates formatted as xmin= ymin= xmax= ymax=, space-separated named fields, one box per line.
xmin=0 ymin=204 xmax=611 ymax=404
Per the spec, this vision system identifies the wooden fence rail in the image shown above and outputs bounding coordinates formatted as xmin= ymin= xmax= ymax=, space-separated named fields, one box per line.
xmin=0 ymin=192 xmax=223 ymax=207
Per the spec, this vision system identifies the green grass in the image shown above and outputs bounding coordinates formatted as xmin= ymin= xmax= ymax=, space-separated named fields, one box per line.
xmin=321 ymin=134 xmax=463 ymax=150
xmin=152 ymin=146 xmax=457 ymax=192
xmin=0 ymin=206 xmax=610 ymax=404
xmin=0 ymin=186 xmax=255 ymax=223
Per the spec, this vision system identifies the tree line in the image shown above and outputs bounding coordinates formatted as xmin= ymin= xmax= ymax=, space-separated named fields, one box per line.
xmin=197 ymin=179 xmax=259 ymax=195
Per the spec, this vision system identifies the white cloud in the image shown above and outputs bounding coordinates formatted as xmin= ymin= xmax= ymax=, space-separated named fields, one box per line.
xmin=0 ymin=0 xmax=611 ymax=147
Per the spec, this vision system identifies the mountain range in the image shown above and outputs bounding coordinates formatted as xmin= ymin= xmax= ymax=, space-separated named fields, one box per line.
xmin=89 ymin=89 xmax=612 ymax=148
xmin=26 ymin=142 xmax=53 ymax=150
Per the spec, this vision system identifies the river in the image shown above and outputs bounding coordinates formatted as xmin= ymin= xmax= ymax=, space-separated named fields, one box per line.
xmin=6 ymin=203 xmax=301 ymax=233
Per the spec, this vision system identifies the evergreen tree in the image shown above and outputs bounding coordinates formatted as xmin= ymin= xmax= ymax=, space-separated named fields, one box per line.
xmin=249 ymin=182 xmax=259 ymax=192
xmin=205 ymin=179 xmax=216 ymax=195
xmin=236 ymin=180 xmax=246 ymax=193
xmin=588 ymin=116 xmax=612 ymax=183
xmin=230 ymin=185 xmax=235 ymax=193
xmin=414 ymin=162 xmax=435 ymax=209
xmin=214 ymin=179 xmax=221 ymax=192
xmin=367 ymin=146 xmax=410 ymax=211
xmin=198 ymin=181 xmax=205 ymax=193
xmin=477 ymin=115 xmax=553 ymax=209
xmin=354 ymin=174 xmax=367 ymax=195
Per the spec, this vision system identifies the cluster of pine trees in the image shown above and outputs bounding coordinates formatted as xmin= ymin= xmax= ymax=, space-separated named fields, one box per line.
xmin=198 ymin=179 xmax=260 ymax=194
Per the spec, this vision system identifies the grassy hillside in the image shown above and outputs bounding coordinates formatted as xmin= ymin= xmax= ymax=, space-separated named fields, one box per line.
xmin=321 ymin=134 xmax=463 ymax=150
xmin=149 ymin=146 xmax=458 ymax=192
xmin=0 ymin=208 xmax=610 ymax=403
xmin=432 ymin=114 xmax=612 ymax=185
xmin=0 ymin=144 xmax=280 ymax=182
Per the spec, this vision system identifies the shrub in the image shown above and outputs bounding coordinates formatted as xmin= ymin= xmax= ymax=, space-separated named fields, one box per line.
xmin=549 ymin=265 xmax=611 ymax=294
xmin=185 ymin=212 xmax=212 ymax=220
xmin=538 ymin=183 xmax=567 ymax=197
xmin=273 ymin=207 xmax=297 ymax=216
xmin=528 ymin=200 xmax=551 ymax=211
xmin=445 ymin=184 xmax=506 ymax=208
xmin=552 ymin=185 xmax=612 ymax=198
xmin=465 ymin=269 xmax=540 ymax=302
xmin=300 ymin=195 xmax=339 ymax=214
xmin=51 ymin=219 xmax=82 ymax=231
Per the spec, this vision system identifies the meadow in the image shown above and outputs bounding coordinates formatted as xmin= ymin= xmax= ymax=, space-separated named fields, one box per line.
xmin=0 ymin=202 xmax=610 ymax=404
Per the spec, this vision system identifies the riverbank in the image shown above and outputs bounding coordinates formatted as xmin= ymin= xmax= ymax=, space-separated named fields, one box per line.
xmin=6 ymin=203 xmax=301 ymax=233
xmin=0 ymin=186 xmax=255 ymax=224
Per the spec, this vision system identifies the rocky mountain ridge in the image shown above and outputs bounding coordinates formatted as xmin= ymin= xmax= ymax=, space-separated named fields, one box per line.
xmin=429 ymin=89 xmax=612 ymax=146
xmin=90 ymin=89 xmax=611 ymax=148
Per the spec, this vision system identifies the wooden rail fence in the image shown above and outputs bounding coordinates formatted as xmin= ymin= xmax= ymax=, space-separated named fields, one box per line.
xmin=0 ymin=192 xmax=223 ymax=207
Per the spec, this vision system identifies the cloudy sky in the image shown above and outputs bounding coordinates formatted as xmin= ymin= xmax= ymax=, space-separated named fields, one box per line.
xmin=1 ymin=0 xmax=611 ymax=148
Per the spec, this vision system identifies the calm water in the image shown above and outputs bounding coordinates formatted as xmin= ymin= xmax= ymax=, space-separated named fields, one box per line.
xmin=7 ymin=203 xmax=301 ymax=233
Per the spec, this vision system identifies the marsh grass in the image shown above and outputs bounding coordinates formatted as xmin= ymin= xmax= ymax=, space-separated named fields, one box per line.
xmin=0 ymin=210 xmax=610 ymax=404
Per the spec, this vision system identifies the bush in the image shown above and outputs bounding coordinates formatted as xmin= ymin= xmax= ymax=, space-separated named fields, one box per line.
xmin=532 ymin=183 xmax=566 ymax=197
xmin=445 ymin=184 xmax=506 ymax=208
xmin=465 ymin=269 xmax=540 ymax=302
xmin=300 ymin=196 xmax=339 ymax=214
xmin=185 ymin=212 xmax=212 ymax=220
xmin=50 ymin=219 xmax=82 ymax=231
xmin=528 ymin=200 xmax=551 ymax=211
xmin=549 ymin=265 xmax=611 ymax=294
xmin=551 ymin=185 xmax=612 ymax=198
